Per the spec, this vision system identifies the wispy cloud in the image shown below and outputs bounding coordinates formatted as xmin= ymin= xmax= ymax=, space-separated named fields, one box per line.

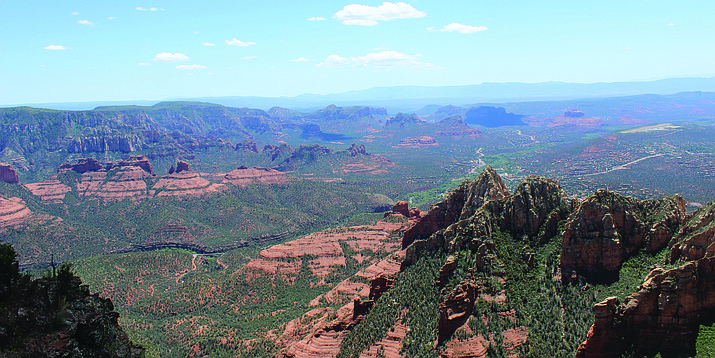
xmin=106 ymin=16 xmax=115 ymax=20
xmin=202 ymin=42 xmax=215 ymax=46
xmin=136 ymin=7 xmax=160 ymax=11
xmin=290 ymin=57 xmax=315 ymax=62
xmin=77 ymin=19 xmax=94 ymax=26
xmin=153 ymin=52 xmax=190 ymax=62
xmin=334 ymin=2 xmax=426 ymax=26
xmin=176 ymin=64 xmax=207 ymax=70
xmin=44 ymin=44 xmax=69 ymax=50
xmin=138 ymin=62 xmax=151 ymax=66
xmin=317 ymin=51 xmax=438 ymax=69
xmin=668 ymin=23 xmax=675 ymax=26
xmin=225 ymin=38 xmax=255 ymax=47
xmin=71 ymin=11 xmax=79 ymax=15
xmin=308 ymin=16 xmax=326 ymax=21
xmin=429 ymin=23 xmax=488 ymax=34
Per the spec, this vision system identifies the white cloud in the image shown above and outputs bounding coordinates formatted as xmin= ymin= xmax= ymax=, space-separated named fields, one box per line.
xmin=316 ymin=54 xmax=352 ymax=68
xmin=430 ymin=23 xmax=488 ymax=34
xmin=668 ymin=23 xmax=675 ymax=26
xmin=240 ymin=56 xmax=257 ymax=60
xmin=308 ymin=16 xmax=326 ymax=21
xmin=290 ymin=57 xmax=314 ymax=62
xmin=176 ymin=64 xmax=207 ymax=70
xmin=44 ymin=44 xmax=69 ymax=50
xmin=107 ymin=16 xmax=115 ymax=20
xmin=153 ymin=52 xmax=190 ymax=62
xmin=334 ymin=2 xmax=426 ymax=26
xmin=225 ymin=38 xmax=256 ymax=47
xmin=193 ymin=31 xmax=200 ymax=35
xmin=136 ymin=7 xmax=160 ymax=11
xmin=138 ymin=62 xmax=151 ymax=66
xmin=77 ymin=20 xmax=94 ymax=26
xmin=202 ymin=42 xmax=215 ymax=46
xmin=39 ymin=64 xmax=46 ymax=68
xmin=317 ymin=50 xmax=439 ymax=69
xmin=71 ymin=11 xmax=79 ymax=15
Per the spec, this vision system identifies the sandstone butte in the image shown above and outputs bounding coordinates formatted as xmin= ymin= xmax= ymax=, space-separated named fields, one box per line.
xmin=21 ymin=157 xmax=290 ymax=204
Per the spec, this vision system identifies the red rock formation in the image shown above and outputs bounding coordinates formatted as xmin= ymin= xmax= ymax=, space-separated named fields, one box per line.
xmin=577 ymin=202 xmax=715 ymax=357
xmin=117 ymin=155 xmax=153 ymax=175
xmin=0 ymin=163 xmax=20 ymax=184
xmin=175 ymin=160 xmax=190 ymax=173
xmin=438 ymin=282 xmax=477 ymax=344
xmin=57 ymin=157 xmax=104 ymax=174
xmin=669 ymin=201 xmax=715 ymax=263
xmin=577 ymin=256 xmax=715 ymax=357
xmin=391 ymin=201 xmax=410 ymax=217
xmin=24 ymin=180 xmax=72 ymax=203
xmin=561 ymin=190 xmax=687 ymax=279
xmin=395 ymin=135 xmax=438 ymax=148
xmin=0 ymin=196 xmax=33 ymax=228
xmin=222 ymin=167 xmax=289 ymax=187
xmin=153 ymin=172 xmax=224 ymax=198
xmin=77 ymin=167 xmax=152 ymax=201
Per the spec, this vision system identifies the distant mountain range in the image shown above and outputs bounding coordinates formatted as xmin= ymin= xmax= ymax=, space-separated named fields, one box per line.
xmin=5 ymin=77 xmax=715 ymax=114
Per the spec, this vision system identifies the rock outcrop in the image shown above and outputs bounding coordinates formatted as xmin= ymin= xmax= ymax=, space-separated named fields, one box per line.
xmin=0 ymin=163 xmax=19 ymax=184
xmin=395 ymin=136 xmax=438 ymax=148
xmin=560 ymin=190 xmax=687 ymax=279
xmin=438 ymin=282 xmax=478 ymax=344
xmin=58 ymin=157 xmax=104 ymax=174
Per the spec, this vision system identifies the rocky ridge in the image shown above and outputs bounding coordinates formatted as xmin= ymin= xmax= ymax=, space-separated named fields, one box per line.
xmin=394 ymin=166 xmax=704 ymax=356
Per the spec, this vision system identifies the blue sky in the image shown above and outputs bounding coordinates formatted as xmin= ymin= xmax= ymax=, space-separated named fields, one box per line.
xmin=1 ymin=0 xmax=713 ymax=105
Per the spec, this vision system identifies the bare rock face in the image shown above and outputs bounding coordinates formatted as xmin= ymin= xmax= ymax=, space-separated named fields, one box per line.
xmin=401 ymin=166 xmax=508 ymax=249
xmin=222 ymin=166 xmax=289 ymax=187
xmin=438 ymin=281 xmax=477 ymax=345
xmin=560 ymin=190 xmax=687 ymax=279
xmin=175 ymin=160 xmax=190 ymax=173
xmin=0 ymin=163 xmax=19 ymax=184
xmin=57 ymin=157 xmax=104 ymax=174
